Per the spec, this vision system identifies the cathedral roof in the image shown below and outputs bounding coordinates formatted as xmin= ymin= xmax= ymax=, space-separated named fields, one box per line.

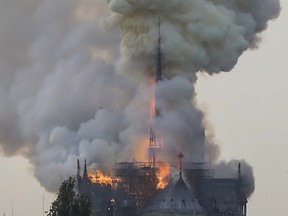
xmin=143 ymin=176 xmax=205 ymax=216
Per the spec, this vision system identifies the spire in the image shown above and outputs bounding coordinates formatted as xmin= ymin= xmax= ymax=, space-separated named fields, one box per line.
xmin=156 ymin=17 xmax=162 ymax=83
xmin=238 ymin=162 xmax=241 ymax=180
xmin=148 ymin=18 xmax=163 ymax=168
xmin=77 ymin=159 xmax=80 ymax=177
xmin=155 ymin=17 xmax=162 ymax=118
xmin=177 ymin=152 xmax=184 ymax=180
xmin=83 ymin=159 xmax=88 ymax=181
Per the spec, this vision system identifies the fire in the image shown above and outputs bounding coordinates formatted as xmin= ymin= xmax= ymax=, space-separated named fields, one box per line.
xmin=156 ymin=163 xmax=170 ymax=189
xmin=134 ymin=137 xmax=150 ymax=161
xmin=88 ymin=170 xmax=115 ymax=185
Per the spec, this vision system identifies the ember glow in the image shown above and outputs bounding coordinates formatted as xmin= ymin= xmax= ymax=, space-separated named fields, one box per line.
xmin=134 ymin=137 xmax=150 ymax=161
xmin=88 ymin=170 xmax=116 ymax=185
xmin=156 ymin=163 xmax=170 ymax=189
xmin=149 ymin=78 xmax=163 ymax=150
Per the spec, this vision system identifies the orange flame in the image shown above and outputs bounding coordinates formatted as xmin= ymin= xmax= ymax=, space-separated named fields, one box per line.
xmin=134 ymin=137 xmax=150 ymax=161
xmin=88 ymin=170 xmax=116 ymax=185
xmin=156 ymin=163 xmax=170 ymax=189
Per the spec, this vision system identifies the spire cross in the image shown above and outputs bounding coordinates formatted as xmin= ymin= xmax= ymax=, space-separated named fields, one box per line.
xmin=177 ymin=152 xmax=184 ymax=179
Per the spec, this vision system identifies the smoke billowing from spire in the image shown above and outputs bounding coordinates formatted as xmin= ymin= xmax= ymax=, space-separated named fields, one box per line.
xmin=106 ymin=0 xmax=280 ymax=76
xmin=0 ymin=0 xmax=280 ymax=193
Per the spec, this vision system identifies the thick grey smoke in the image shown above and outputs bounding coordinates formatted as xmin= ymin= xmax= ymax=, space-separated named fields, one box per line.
xmin=213 ymin=160 xmax=255 ymax=197
xmin=0 ymin=0 xmax=280 ymax=192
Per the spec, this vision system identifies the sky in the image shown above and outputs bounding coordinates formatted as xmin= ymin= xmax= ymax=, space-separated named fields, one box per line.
xmin=0 ymin=1 xmax=287 ymax=216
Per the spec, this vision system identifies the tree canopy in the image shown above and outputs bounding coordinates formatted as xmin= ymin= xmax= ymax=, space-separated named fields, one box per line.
xmin=48 ymin=176 xmax=91 ymax=216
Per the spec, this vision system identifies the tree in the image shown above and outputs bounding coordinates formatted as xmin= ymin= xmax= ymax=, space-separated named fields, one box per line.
xmin=48 ymin=176 xmax=91 ymax=216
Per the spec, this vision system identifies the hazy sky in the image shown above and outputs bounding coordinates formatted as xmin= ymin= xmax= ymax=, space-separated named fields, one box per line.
xmin=0 ymin=1 xmax=287 ymax=216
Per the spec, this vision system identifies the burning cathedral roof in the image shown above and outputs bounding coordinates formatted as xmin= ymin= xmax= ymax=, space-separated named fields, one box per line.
xmin=143 ymin=175 xmax=205 ymax=216
xmin=143 ymin=153 xmax=205 ymax=216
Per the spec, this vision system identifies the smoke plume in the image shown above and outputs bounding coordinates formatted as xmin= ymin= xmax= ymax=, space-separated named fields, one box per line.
xmin=0 ymin=0 xmax=280 ymax=192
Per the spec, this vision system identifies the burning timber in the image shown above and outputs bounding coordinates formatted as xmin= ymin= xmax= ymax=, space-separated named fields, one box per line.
xmin=76 ymin=159 xmax=247 ymax=216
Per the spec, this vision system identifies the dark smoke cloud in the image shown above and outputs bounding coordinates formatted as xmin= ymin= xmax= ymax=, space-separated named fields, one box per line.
xmin=213 ymin=160 xmax=255 ymax=197
xmin=0 ymin=0 xmax=280 ymax=192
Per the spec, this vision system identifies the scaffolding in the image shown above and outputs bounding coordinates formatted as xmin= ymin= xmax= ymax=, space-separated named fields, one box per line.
xmin=115 ymin=162 xmax=159 ymax=207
